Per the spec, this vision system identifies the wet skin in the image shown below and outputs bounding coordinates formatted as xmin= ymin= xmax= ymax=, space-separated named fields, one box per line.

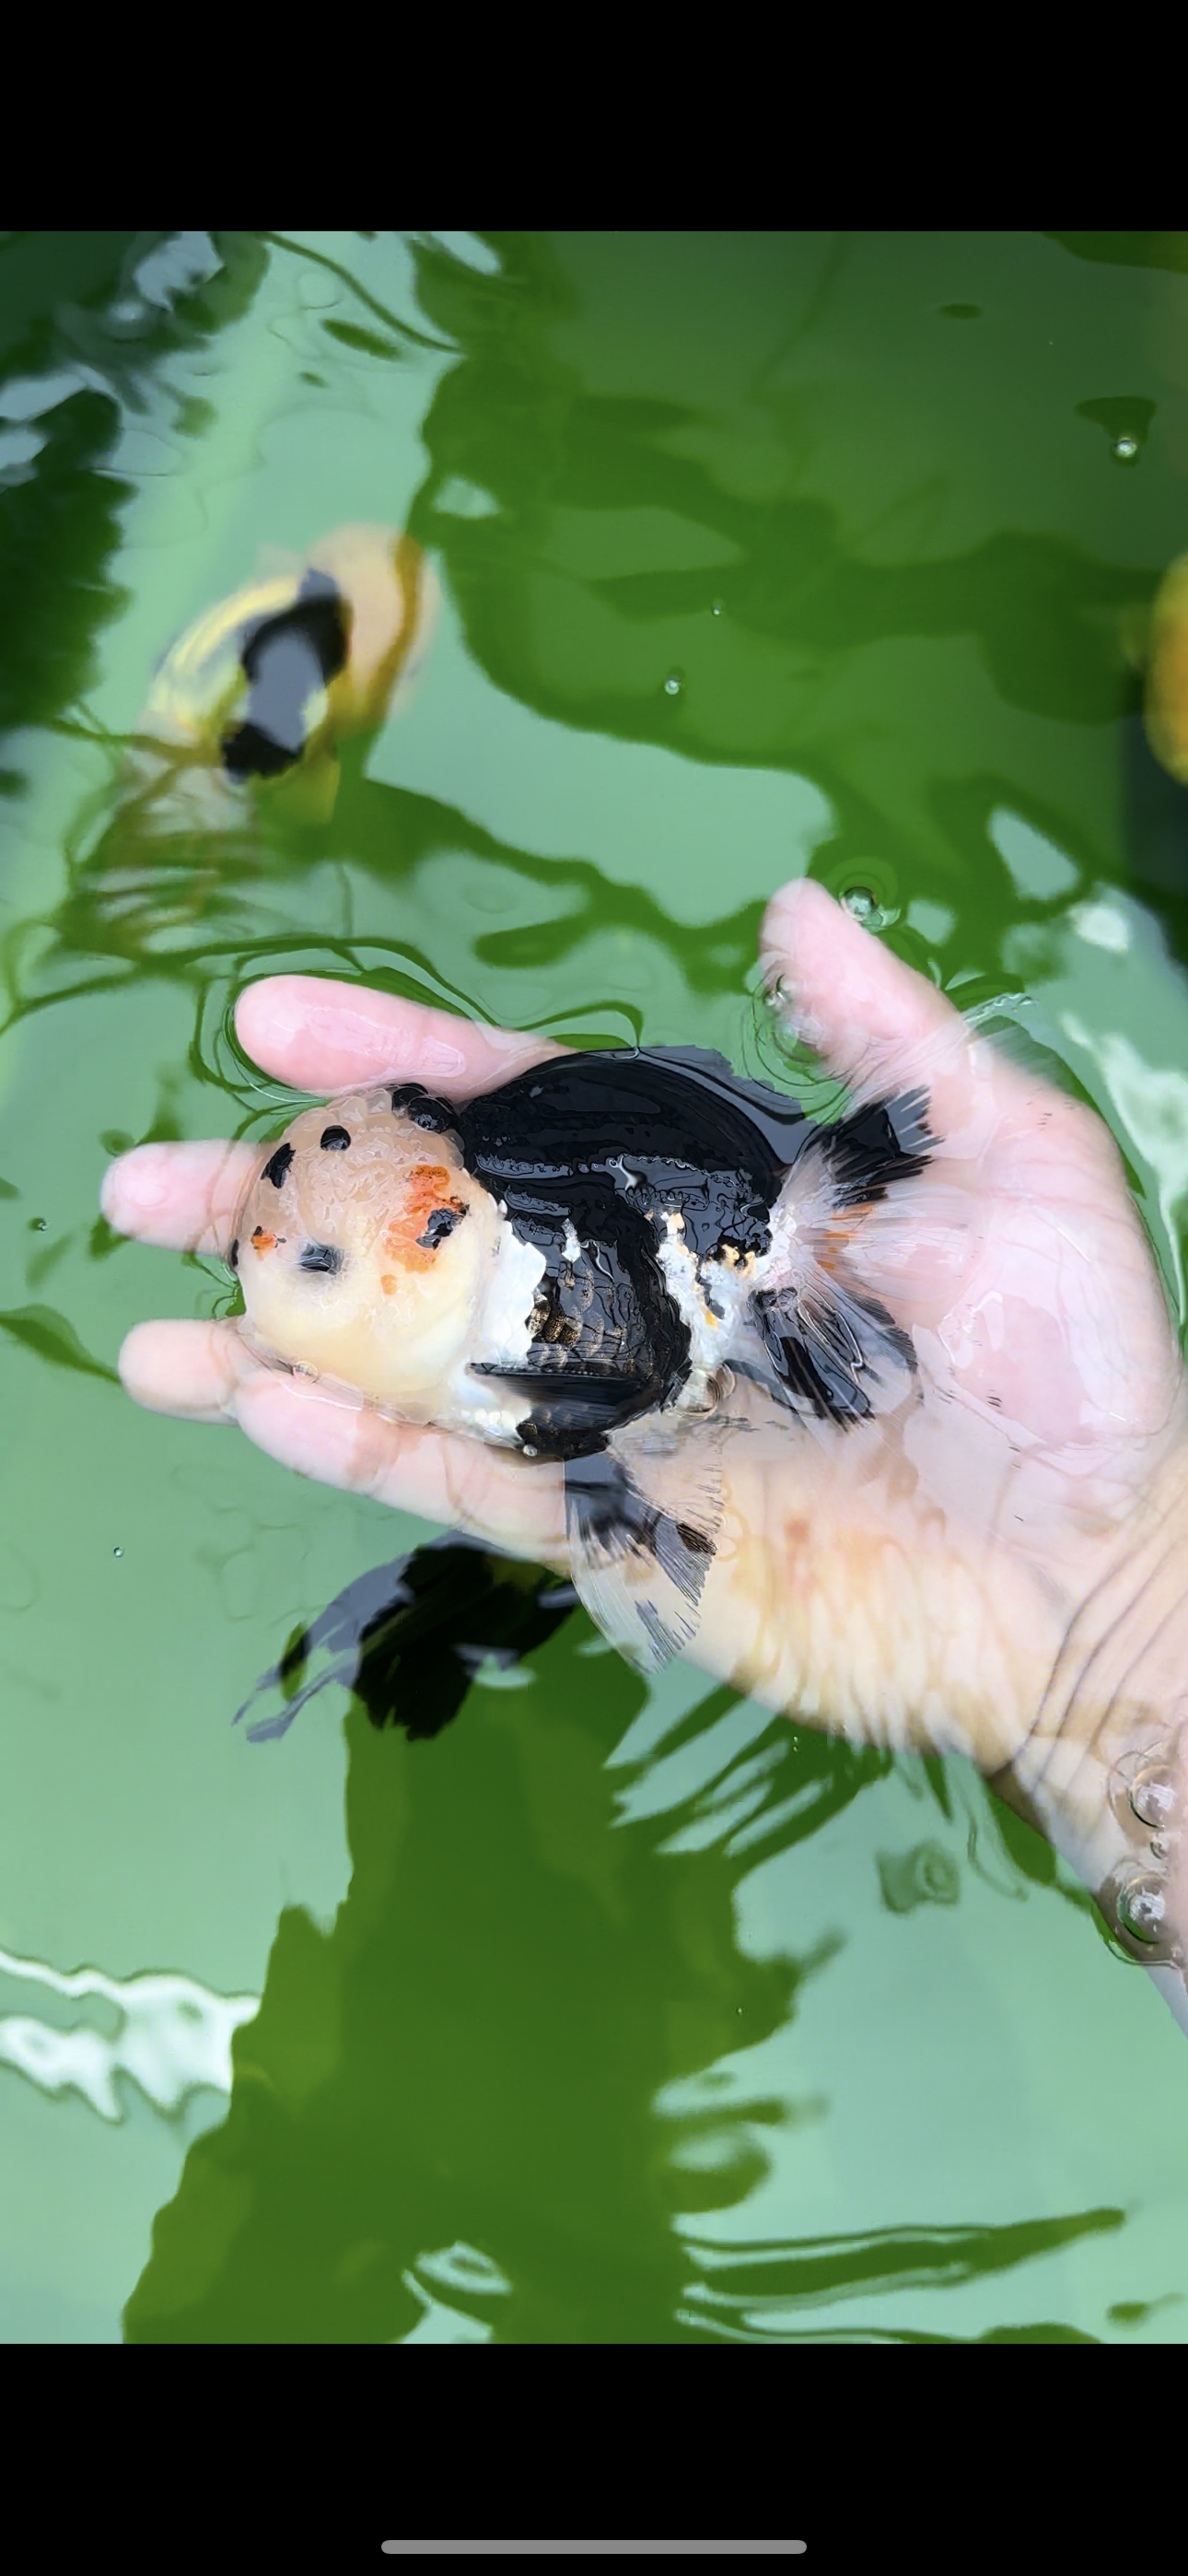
xmin=102 ymin=879 xmax=1188 ymax=2028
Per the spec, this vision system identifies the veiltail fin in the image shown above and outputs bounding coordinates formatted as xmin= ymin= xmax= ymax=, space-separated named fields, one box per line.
xmin=565 ymin=1417 xmax=725 ymax=1675
xmin=741 ymin=1086 xmax=936 ymax=1428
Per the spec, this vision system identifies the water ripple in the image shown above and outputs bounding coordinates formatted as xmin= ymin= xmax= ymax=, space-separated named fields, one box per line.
xmin=0 ymin=1943 xmax=258 ymax=2124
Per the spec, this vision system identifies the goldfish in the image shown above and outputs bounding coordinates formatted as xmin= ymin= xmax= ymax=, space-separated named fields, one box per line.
xmin=231 ymin=1045 xmax=934 ymax=1671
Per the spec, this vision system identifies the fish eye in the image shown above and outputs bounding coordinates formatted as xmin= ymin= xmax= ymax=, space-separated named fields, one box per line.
xmin=298 ymin=1242 xmax=344 ymax=1275
xmin=416 ymin=1204 xmax=466 ymax=1250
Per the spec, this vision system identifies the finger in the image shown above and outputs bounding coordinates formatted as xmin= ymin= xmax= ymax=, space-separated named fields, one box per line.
xmin=100 ymin=987 xmax=569 ymax=1254
xmin=235 ymin=975 xmax=566 ymax=1101
xmin=760 ymin=878 xmax=978 ymax=1138
xmin=100 ymin=1140 xmax=258 ymax=1252
xmin=118 ymin=1316 xmax=262 ymax=1419
xmin=763 ymin=875 xmax=962 ymax=1049
xmin=118 ymin=1317 xmax=568 ymax=1556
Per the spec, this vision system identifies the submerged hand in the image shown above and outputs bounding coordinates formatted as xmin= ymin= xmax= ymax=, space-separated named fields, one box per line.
xmin=103 ymin=880 xmax=1188 ymax=2002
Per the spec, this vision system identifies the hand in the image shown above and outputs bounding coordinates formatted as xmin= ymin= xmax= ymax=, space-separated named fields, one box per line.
xmin=102 ymin=880 xmax=1188 ymax=1991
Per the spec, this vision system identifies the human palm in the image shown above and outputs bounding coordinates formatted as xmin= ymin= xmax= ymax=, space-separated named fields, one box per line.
xmin=105 ymin=879 xmax=1188 ymax=1919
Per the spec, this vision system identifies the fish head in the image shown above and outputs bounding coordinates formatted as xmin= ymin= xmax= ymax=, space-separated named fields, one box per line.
xmin=233 ymin=1087 xmax=496 ymax=1410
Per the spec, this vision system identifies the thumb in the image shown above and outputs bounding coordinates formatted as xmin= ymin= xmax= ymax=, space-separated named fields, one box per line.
xmin=760 ymin=878 xmax=982 ymax=1146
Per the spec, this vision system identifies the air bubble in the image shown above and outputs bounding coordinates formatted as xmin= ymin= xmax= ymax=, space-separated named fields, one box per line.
xmin=1101 ymin=1855 xmax=1182 ymax=1964
xmin=1111 ymin=1739 xmax=1181 ymax=1840
xmin=1131 ymin=1771 xmax=1176 ymax=1830
xmin=843 ymin=887 xmax=879 ymax=923
xmin=113 ymin=1546 xmax=123 ymax=1559
xmin=1112 ymin=435 xmax=1139 ymax=463
xmin=710 ymin=599 xmax=725 ymax=617
xmin=663 ymin=670 xmax=684 ymax=697
xmin=1118 ymin=1877 xmax=1165 ymax=1945
xmin=29 ymin=1217 xmax=46 ymax=1232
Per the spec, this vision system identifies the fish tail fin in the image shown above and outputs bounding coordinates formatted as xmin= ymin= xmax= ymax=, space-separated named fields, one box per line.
xmin=740 ymin=1085 xmax=936 ymax=1428
xmin=818 ymin=1084 xmax=936 ymax=1210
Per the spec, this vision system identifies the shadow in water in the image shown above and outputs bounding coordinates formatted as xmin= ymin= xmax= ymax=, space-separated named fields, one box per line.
xmin=124 ymin=1540 xmax=1124 ymax=2346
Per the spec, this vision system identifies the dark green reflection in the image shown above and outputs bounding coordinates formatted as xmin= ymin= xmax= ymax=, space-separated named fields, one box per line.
xmin=7 ymin=232 xmax=1186 ymax=2345
xmin=125 ymin=1538 xmax=1115 ymax=2346
xmin=0 ymin=232 xmax=269 ymax=756
xmin=27 ymin=225 xmax=1188 ymax=1070
xmin=124 ymin=1553 xmax=837 ymax=2345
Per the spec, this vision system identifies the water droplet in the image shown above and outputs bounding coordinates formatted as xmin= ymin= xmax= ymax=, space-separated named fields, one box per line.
xmin=112 ymin=1546 xmax=123 ymax=1559
xmin=710 ymin=599 xmax=725 ymax=618
xmin=29 ymin=1217 xmax=46 ymax=1232
xmin=1103 ymin=1854 xmax=1175 ymax=1958
xmin=1112 ymin=434 xmax=1139 ymax=462
xmin=1130 ymin=1770 xmax=1176 ymax=1829
xmin=1119 ymin=1878 xmax=1165 ymax=1944
xmin=663 ymin=670 xmax=683 ymax=698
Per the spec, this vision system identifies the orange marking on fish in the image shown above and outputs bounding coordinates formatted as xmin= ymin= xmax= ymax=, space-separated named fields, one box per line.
xmin=251 ymin=1227 xmax=276 ymax=1254
xmin=817 ymin=1201 xmax=875 ymax=1276
xmin=381 ymin=1164 xmax=465 ymax=1275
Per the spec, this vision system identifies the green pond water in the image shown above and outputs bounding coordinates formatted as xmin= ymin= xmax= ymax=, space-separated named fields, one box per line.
xmin=4 ymin=228 xmax=1188 ymax=2346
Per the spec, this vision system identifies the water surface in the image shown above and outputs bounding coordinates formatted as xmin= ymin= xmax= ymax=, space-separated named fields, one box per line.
xmin=3 ymin=229 xmax=1188 ymax=2343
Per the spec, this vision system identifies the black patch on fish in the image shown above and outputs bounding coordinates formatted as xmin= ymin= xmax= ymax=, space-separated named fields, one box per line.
xmin=320 ymin=1125 xmax=351 ymax=1152
xmin=227 ymin=1237 xmax=239 ymax=1272
xmin=416 ymin=1204 xmax=465 ymax=1249
xmin=448 ymin=1046 xmax=936 ymax=1460
xmin=262 ymin=1143 xmax=294 ymax=1189
xmin=298 ymin=1242 xmax=344 ymax=1275
xmin=390 ymin=1083 xmax=460 ymax=1139
xmin=448 ymin=1044 xmax=805 ymax=1457
xmin=221 ymin=571 xmax=347 ymax=779
xmin=222 ymin=721 xmax=298 ymax=780
xmin=455 ymin=1045 xmax=806 ymax=1267
xmin=478 ymin=1370 xmax=653 ymax=1458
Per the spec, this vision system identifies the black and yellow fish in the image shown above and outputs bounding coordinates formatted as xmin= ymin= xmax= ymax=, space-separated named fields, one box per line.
xmin=133 ymin=521 xmax=434 ymax=825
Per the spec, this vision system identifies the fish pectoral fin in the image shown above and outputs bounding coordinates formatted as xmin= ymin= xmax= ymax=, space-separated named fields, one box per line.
xmin=469 ymin=1365 xmax=647 ymax=1446
xmin=565 ymin=1419 xmax=724 ymax=1676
